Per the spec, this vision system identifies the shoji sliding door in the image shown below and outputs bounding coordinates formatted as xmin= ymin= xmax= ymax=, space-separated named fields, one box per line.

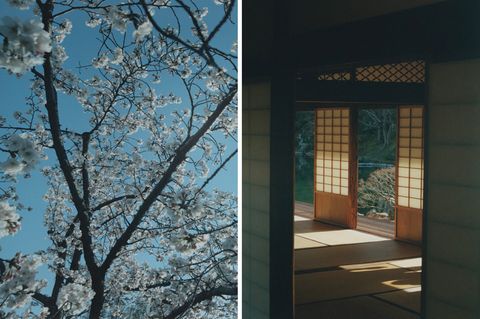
xmin=314 ymin=108 xmax=357 ymax=228
xmin=396 ymin=106 xmax=424 ymax=243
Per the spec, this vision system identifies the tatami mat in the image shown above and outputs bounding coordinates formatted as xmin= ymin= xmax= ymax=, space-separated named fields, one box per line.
xmin=296 ymin=296 xmax=420 ymax=319
xmin=294 ymin=215 xmax=423 ymax=318
xmin=295 ymin=235 xmax=326 ymax=249
xmin=295 ymin=240 xmax=421 ymax=272
xmin=374 ymin=287 xmax=422 ymax=313
xmin=295 ymin=265 xmax=421 ymax=304
xmin=297 ymin=228 xmax=389 ymax=246
xmin=388 ymin=257 xmax=422 ymax=269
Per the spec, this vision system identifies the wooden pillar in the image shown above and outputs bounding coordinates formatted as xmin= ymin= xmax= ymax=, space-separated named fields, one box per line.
xmin=269 ymin=0 xmax=295 ymax=317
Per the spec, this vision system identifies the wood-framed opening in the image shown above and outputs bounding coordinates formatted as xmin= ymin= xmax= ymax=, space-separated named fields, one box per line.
xmin=312 ymin=104 xmax=424 ymax=243
xmin=294 ymin=59 xmax=426 ymax=318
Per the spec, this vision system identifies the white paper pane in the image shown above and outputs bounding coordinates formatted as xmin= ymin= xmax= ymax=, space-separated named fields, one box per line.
xmin=398 ymin=167 xmax=409 ymax=177
xmin=399 ymin=148 xmax=410 ymax=157
xmin=399 ymin=138 xmax=410 ymax=147
xmin=410 ymin=198 xmax=421 ymax=209
xmin=411 ymin=128 xmax=422 ymax=137
xmin=398 ymin=157 xmax=410 ymax=168
xmin=398 ymin=196 xmax=409 ymax=206
xmin=399 ymin=128 xmax=410 ymax=137
xmin=410 ymin=168 xmax=422 ymax=179
xmin=398 ymin=177 xmax=409 ymax=187
xmin=410 ymin=188 xmax=422 ymax=198
xmin=410 ymin=158 xmax=422 ymax=169
xmin=411 ymin=118 xmax=423 ymax=127
xmin=411 ymin=138 xmax=422 ymax=148
xmin=411 ymin=108 xmax=423 ymax=117
xmin=410 ymin=178 xmax=421 ymax=188
xmin=332 ymin=169 xmax=340 ymax=177
xmin=398 ymin=187 xmax=409 ymax=197
xmin=400 ymin=108 xmax=410 ymax=117
xmin=332 ymin=185 xmax=340 ymax=194
xmin=399 ymin=118 xmax=410 ymax=127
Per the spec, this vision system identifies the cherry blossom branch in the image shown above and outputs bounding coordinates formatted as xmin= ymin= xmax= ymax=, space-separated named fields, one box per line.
xmin=139 ymin=0 xmax=234 ymax=77
xmin=163 ymin=285 xmax=237 ymax=319
xmin=38 ymin=2 xmax=99 ymax=276
xmin=101 ymin=85 xmax=236 ymax=273
xmin=196 ymin=149 xmax=237 ymax=195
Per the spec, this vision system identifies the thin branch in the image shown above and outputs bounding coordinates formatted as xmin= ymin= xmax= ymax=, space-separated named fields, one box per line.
xmin=196 ymin=149 xmax=237 ymax=195
xmin=164 ymin=285 xmax=237 ymax=319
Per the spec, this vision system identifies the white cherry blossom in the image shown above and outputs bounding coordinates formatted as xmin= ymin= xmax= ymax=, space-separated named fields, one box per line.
xmin=0 ymin=0 xmax=237 ymax=317
xmin=0 ymin=201 xmax=20 ymax=237
xmin=0 ymin=17 xmax=51 ymax=74
xmin=57 ymin=283 xmax=95 ymax=315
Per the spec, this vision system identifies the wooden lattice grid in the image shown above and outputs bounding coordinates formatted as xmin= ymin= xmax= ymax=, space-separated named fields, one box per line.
xmin=315 ymin=108 xmax=350 ymax=196
xmin=317 ymin=72 xmax=351 ymax=81
xmin=397 ymin=106 xmax=424 ymax=209
xmin=356 ymin=60 xmax=425 ymax=83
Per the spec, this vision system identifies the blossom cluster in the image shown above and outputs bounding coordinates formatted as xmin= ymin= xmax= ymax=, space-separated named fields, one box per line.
xmin=1 ymin=134 xmax=41 ymax=175
xmin=0 ymin=201 xmax=20 ymax=238
xmin=0 ymin=254 xmax=46 ymax=310
xmin=0 ymin=17 xmax=51 ymax=74
xmin=6 ymin=0 xmax=34 ymax=10
xmin=57 ymin=283 xmax=95 ymax=315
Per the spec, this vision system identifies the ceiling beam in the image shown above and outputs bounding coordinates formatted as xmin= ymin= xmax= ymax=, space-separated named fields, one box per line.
xmin=296 ymin=80 xmax=425 ymax=108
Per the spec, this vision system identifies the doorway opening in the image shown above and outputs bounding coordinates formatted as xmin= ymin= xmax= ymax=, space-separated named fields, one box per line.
xmin=357 ymin=107 xmax=397 ymax=238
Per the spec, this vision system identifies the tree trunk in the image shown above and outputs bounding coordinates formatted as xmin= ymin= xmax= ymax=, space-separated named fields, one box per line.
xmin=89 ymin=275 xmax=106 ymax=319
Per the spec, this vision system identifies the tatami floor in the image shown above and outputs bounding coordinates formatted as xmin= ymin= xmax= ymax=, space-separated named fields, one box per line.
xmin=294 ymin=203 xmax=422 ymax=319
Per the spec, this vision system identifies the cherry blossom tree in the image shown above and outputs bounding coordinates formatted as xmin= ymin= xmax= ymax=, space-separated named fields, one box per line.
xmin=0 ymin=0 xmax=237 ymax=318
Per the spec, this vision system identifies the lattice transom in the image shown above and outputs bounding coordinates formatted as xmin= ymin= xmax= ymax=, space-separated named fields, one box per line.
xmin=356 ymin=60 xmax=425 ymax=83
xmin=315 ymin=60 xmax=425 ymax=83
xmin=318 ymin=72 xmax=351 ymax=81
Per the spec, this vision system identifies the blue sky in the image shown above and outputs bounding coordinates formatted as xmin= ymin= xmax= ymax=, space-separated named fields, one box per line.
xmin=0 ymin=1 xmax=237 ymax=290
